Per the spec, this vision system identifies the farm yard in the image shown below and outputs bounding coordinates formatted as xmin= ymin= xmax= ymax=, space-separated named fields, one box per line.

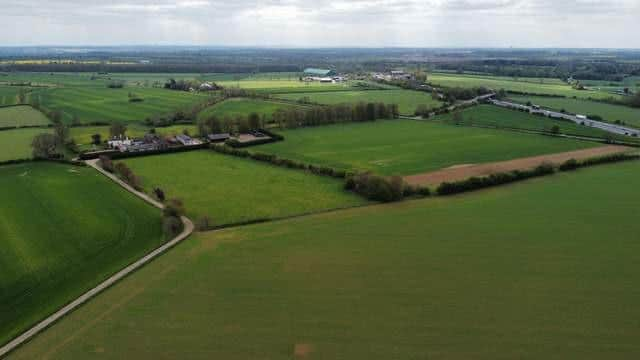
xmin=0 ymin=105 xmax=50 ymax=127
xmin=508 ymin=95 xmax=640 ymax=129
xmin=275 ymin=89 xmax=442 ymax=115
xmin=0 ymin=162 xmax=165 ymax=347
xmin=70 ymin=124 xmax=198 ymax=151
xmin=11 ymin=161 xmax=640 ymax=359
xmin=121 ymin=151 xmax=367 ymax=225
xmin=254 ymin=120 xmax=599 ymax=176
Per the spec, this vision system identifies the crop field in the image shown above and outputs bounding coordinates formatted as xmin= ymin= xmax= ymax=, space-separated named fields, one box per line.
xmin=0 ymin=72 xmax=97 ymax=87
xmin=122 ymin=151 xmax=367 ymax=225
xmin=0 ymin=128 xmax=51 ymax=162
xmin=0 ymin=105 xmax=50 ymax=127
xmin=276 ymin=89 xmax=443 ymax=115
xmin=197 ymin=98 xmax=304 ymax=121
xmin=508 ymin=95 xmax=640 ymax=128
xmin=12 ymin=161 xmax=640 ymax=359
xmin=217 ymin=79 xmax=347 ymax=90
xmin=0 ymin=162 xmax=164 ymax=346
xmin=34 ymin=86 xmax=209 ymax=124
xmin=436 ymin=104 xmax=636 ymax=141
xmin=216 ymin=79 xmax=360 ymax=94
xmin=428 ymin=73 xmax=619 ymax=100
xmin=255 ymin=120 xmax=598 ymax=176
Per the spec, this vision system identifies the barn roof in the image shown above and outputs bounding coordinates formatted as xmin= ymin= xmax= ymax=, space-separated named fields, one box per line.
xmin=303 ymin=68 xmax=335 ymax=76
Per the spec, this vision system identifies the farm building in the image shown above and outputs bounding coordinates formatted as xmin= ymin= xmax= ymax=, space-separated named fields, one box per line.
xmin=303 ymin=68 xmax=336 ymax=77
xmin=207 ymin=133 xmax=231 ymax=143
xmin=176 ymin=134 xmax=202 ymax=146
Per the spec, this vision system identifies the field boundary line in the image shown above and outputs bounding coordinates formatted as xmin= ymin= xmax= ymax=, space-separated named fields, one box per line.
xmin=404 ymin=145 xmax=634 ymax=187
xmin=0 ymin=161 xmax=194 ymax=358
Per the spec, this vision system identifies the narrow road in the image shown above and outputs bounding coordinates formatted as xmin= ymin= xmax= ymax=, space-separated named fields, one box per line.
xmin=0 ymin=160 xmax=194 ymax=358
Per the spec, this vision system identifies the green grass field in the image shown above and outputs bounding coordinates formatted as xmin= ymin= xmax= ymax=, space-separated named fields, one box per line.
xmin=508 ymin=95 xmax=640 ymax=128
xmin=217 ymin=79 xmax=350 ymax=91
xmin=0 ymin=87 xmax=22 ymax=106
xmin=197 ymin=98 xmax=303 ymax=121
xmin=122 ymin=151 xmax=367 ymax=225
xmin=0 ymin=128 xmax=51 ymax=162
xmin=255 ymin=120 xmax=598 ymax=176
xmin=0 ymin=162 xmax=164 ymax=347
xmin=429 ymin=73 xmax=619 ymax=100
xmin=436 ymin=104 xmax=636 ymax=141
xmin=0 ymin=105 xmax=50 ymax=127
xmin=11 ymin=161 xmax=640 ymax=359
xmin=275 ymin=89 xmax=442 ymax=115
xmin=34 ymin=86 xmax=209 ymax=124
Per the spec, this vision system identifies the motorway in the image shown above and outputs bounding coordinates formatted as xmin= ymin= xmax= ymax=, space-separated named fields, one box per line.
xmin=490 ymin=99 xmax=640 ymax=137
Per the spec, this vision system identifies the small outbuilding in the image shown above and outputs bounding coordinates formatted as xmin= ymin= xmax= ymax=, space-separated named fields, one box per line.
xmin=207 ymin=133 xmax=231 ymax=143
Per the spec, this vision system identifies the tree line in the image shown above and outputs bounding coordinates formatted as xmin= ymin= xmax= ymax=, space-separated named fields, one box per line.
xmin=272 ymin=102 xmax=399 ymax=129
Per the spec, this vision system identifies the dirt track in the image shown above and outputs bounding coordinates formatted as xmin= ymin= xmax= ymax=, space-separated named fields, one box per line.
xmin=404 ymin=145 xmax=634 ymax=186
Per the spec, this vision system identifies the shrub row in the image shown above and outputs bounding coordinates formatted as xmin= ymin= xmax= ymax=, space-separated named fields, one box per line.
xmin=345 ymin=172 xmax=430 ymax=202
xmin=99 ymin=155 xmax=142 ymax=191
xmin=437 ymin=163 xmax=555 ymax=196
xmin=559 ymin=153 xmax=640 ymax=171
xmin=0 ymin=124 xmax=52 ymax=132
xmin=437 ymin=153 xmax=640 ymax=196
xmin=162 ymin=199 xmax=186 ymax=238
xmin=211 ymin=145 xmax=347 ymax=179
xmin=503 ymin=90 xmax=567 ymax=98
xmin=0 ymin=157 xmax=86 ymax=168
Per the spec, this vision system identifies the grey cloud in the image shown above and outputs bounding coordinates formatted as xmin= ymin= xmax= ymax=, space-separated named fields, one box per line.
xmin=0 ymin=0 xmax=638 ymax=47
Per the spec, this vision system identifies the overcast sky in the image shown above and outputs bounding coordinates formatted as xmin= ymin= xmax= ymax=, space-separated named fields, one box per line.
xmin=2 ymin=0 xmax=638 ymax=48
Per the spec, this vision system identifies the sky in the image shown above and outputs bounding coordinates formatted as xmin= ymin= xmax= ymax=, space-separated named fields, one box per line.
xmin=1 ymin=0 xmax=639 ymax=48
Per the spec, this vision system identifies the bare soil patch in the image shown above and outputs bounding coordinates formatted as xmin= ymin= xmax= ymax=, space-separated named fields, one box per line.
xmin=405 ymin=145 xmax=633 ymax=186
xmin=294 ymin=343 xmax=315 ymax=358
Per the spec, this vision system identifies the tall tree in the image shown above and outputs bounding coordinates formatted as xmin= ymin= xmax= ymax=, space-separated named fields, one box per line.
xmin=31 ymin=133 xmax=58 ymax=159
xmin=110 ymin=122 xmax=127 ymax=138
xmin=248 ymin=112 xmax=261 ymax=130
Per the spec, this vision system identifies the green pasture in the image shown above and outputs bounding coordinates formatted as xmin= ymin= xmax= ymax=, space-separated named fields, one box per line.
xmin=275 ymin=89 xmax=442 ymax=115
xmin=429 ymin=73 xmax=619 ymax=100
xmin=217 ymin=79 xmax=357 ymax=94
xmin=12 ymin=161 xmax=640 ymax=359
xmin=121 ymin=150 xmax=367 ymax=225
xmin=255 ymin=120 xmax=598 ymax=176
xmin=0 ymin=87 xmax=22 ymax=106
xmin=0 ymin=162 xmax=164 ymax=347
xmin=508 ymin=95 xmax=640 ymax=128
xmin=0 ymin=128 xmax=51 ymax=162
xmin=197 ymin=98 xmax=303 ymax=121
xmin=34 ymin=86 xmax=209 ymax=124
xmin=0 ymin=105 xmax=50 ymax=127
